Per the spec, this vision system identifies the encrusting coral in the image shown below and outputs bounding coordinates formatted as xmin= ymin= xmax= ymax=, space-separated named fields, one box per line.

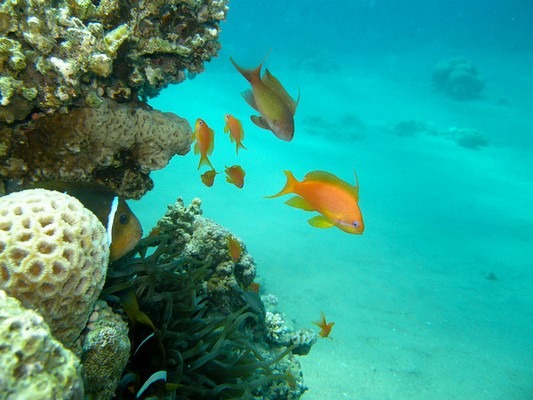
xmin=0 ymin=289 xmax=84 ymax=399
xmin=0 ymin=0 xmax=228 ymax=122
xmin=80 ymin=300 xmax=131 ymax=400
xmin=0 ymin=188 xmax=109 ymax=348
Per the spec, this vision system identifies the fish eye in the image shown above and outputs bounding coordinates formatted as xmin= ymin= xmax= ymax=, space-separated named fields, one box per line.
xmin=119 ymin=213 xmax=130 ymax=225
xmin=352 ymin=221 xmax=360 ymax=228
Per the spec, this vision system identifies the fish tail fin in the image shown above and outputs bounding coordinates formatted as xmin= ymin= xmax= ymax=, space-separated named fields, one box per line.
xmin=230 ymin=52 xmax=270 ymax=84
xmin=198 ymin=154 xmax=213 ymax=170
xmin=265 ymin=170 xmax=297 ymax=198
xmin=236 ymin=141 xmax=247 ymax=154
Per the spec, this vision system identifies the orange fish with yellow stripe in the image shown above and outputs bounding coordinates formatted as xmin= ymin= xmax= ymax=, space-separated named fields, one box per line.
xmin=266 ymin=170 xmax=364 ymax=234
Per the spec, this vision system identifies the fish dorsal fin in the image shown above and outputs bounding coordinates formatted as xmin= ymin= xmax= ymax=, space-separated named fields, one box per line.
xmin=304 ymin=171 xmax=358 ymax=200
xmin=262 ymin=69 xmax=299 ymax=115
xmin=285 ymin=196 xmax=315 ymax=211
xmin=308 ymin=215 xmax=334 ymax=229
xmin=250 ymin=115 xmax=270 ymax=130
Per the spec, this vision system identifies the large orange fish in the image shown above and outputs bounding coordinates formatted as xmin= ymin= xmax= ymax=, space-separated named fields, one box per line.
xmin=230 ymin=56 xmax=299 ymax=142
xmin=193 ymin=118 xmax=214 ymax=169
xmin=224 ymin=114 xmax=247 ymax=154
xmin=225 ymin=165 xmax=246 ymax=189
xmin=266 ymin=170 xmax=364 ymax=234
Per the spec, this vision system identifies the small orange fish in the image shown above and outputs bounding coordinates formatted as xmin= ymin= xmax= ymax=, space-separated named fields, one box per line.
xmin=225 ymin=165 xmax=246 ymax=189
xmin=266 ymin=170 xmax=364 ymax=234
xmin=230 ymin=56 xmax=299 ymax=142
xmin=193 ymin=118 xmax=214 ymax=169
xmin=226 ymin=235 xmax=242 ymax=263
xmin=312 ymin=312 xmax=334 ymax=338
xmin=224 ymin=114 xmax=247 ymax=154
xmin=200 ymin=169 xmax=219 ymax=187
xmin=247 ymin=282 xmax=260 ymax=293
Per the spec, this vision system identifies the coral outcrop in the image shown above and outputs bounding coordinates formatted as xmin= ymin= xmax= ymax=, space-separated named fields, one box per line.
xmin=0 ymin=188 xmax=109 ymax=348
xmin=0 ymin=0 xmax=227 ymax=198
xmin=154 ymin=197 xmax=257 ymax=314
xmin=0 ymin=289 xmax=84 ymax=399
xmin=390 ymin=119 xmax=488 ymax=149
xmin=2 ymin=99 xmax=192 ymax=199
xmin=80 ymin=300 xmax=131 ymax=400
xmin=105 ymin=198 xmax=308 ymax=398
xmin=432 ymin=57 xmax=485 ymax=100
xmin=0 ymin=0 xmax=228 ymax=123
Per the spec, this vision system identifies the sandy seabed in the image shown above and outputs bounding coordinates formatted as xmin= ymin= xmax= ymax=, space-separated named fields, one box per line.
xmin=136 ymin=46 xmax=533 ymax=400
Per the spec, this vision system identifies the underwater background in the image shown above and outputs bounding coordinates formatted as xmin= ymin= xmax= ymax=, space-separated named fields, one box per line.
xmin=133 ymin=1 xmax=533 ymax=399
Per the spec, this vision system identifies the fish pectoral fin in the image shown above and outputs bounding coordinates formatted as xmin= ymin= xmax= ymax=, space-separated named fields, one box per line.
xmin=250 ymin=115 xmax=271 ymax=130
xmin=308 ymin=215 xmax=335 ymax=229
xmin=285 ymin=196 xmax=315 ymax=211
xmin=242 ymin=90 xmax=259 ymax=111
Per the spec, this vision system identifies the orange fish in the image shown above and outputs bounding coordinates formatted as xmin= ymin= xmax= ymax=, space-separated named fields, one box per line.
xmin=226 ymin=235 xmax=242 ymax=263
xmin=200 ymin=169 xmax=219 ymax=187
xmin=193 ymin=118 xmax=214 ymax=169
xmin=224 ymin=114 xmax=247 ymax=154
xmin=247 ymin=282 xmax=260 ymax=293
xmin=266 ymin=170 xmax=364 ymax=234
xmin=225 ymin=165 xmax=246 ymax=189
xmin=230 ymin=56 xmax=299 ymax=142
xmin=312 ymin=312 xmax=334 ymax=338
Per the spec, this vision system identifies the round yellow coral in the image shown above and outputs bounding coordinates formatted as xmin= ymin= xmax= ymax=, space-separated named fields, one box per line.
xmin=0 ymin=188 xmax=109 ymax=347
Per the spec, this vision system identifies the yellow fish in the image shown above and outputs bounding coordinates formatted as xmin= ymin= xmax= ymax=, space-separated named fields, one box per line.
xmin=193 ymin=118 xmax=214 ymax=169
xmin=226 ymin=235 xmax=242 ymax=263
xmin=266 ymin=170 xmax=364 ymax=234
xmin=225 ymin=165 xmax=246 ymax=189
xmin=230 ymin=56 xmax=299 ymax=142
xmin=224 ymin=114 xmax=247 ymax=154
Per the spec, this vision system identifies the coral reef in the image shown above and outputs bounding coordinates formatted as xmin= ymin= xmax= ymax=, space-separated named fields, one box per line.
xmin=2 ymin=99 xmax=192 ymax=199
xmin=153 ymin=197 xmax=257 ymax=315
xmin=432 ymin=57 xmax=485 ymax=100
xmin=80 ymin=300 xmax=131 ymax=400
xmin=0 ymin=0 xmax=228 ymax=123
xmin=0 ymin=289 xmax=84 ymax=399
xmin=0 ymin=0 xmax=227 ymax=198
xmin=104 ymin=198 xmax=308 ymax=398
xmin=0 ymin=188 xmax=109 ymax=348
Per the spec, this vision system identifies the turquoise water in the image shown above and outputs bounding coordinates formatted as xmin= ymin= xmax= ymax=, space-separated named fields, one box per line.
xmin=135 ymin=1 xmax=533 ymax=398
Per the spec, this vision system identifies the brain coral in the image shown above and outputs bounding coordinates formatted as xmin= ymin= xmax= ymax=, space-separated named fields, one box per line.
xmin=0 ymin=290 xmax=84 ymax=399
xmin=0 ymin=189 xmax=109 ymax=348
xmin=9 ymin=98 xmax=192 ymax=199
